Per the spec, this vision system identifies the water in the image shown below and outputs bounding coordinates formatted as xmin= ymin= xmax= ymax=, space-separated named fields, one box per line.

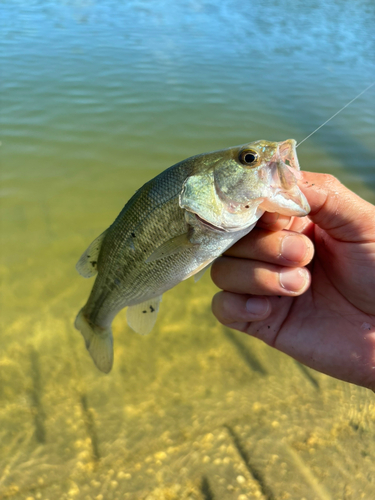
xmin=1 ymin=1 xmax=375 ymax=498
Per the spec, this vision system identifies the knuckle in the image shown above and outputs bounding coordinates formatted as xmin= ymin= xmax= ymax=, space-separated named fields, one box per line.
xmin=211 ymin=292 xmax=230 ymax=323
xmin=220 ymin=293 xmax=234 ymax=320
xmin=322 ymin=173 xmax=341 ymax=189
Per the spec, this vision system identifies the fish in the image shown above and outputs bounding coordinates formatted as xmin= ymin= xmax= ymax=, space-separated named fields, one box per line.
xmin=75 ymin=139 xmax=310 ymax=373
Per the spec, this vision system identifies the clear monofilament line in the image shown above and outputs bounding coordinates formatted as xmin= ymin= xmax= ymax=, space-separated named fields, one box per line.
xmin=296 ymin=81 xmax=375 ymax=148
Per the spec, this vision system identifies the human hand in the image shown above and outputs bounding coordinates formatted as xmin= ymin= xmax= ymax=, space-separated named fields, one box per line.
xmin=211 ymin=172 xmax=375 ymax=390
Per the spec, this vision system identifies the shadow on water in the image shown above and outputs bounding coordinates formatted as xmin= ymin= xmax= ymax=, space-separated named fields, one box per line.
xmin=223 ymin=328 xmax=268 ymax=376
xmin=200 ymin=476 xmax=215 ymax=500
xmin=225 ymin=425 xmax=276 ymax=500
xmin=29 ymin=349 xmax=47 ymax=444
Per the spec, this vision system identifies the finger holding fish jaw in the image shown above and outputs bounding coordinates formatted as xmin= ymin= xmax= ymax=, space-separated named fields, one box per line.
xmin=256 ymin=211 xmax=292 ymax=231
xmin=257 ymin=210 xmax=314 ymax=235
xmin=211 ymin=226 xmax=314 ymax=329
xmin=223 ymin=227 xmax=314 ymax=267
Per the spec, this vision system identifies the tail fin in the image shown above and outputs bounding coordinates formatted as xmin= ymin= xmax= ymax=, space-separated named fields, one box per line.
xmin=75 ymin=309 xmax=113 ymax=374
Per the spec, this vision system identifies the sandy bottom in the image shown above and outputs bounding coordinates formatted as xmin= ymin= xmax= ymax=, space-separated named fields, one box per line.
xmin=1 ymin=270 xmax=374 ymax=500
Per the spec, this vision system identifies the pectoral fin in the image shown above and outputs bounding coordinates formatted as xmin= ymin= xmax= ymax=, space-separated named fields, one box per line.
xmin=193 ymin=263 xmax=210 ymax=282
xmin=76 ymin=229 xmax=108 ymax=278
xmin=146 ymin=233 xmax=193 ymax=263
xmin=127 ymin=295 xmax=163 ymax=335
xmin=183 ymin=257 xmax=214 ymax=281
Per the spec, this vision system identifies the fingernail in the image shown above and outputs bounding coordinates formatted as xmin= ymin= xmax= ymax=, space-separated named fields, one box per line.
xmin=281 ymin=235 xmax=308 ymax=263
xmin=245 ymin=297 xmax=269 ymax=317
xmin=279 ymin=268 xmax=308 ymax=292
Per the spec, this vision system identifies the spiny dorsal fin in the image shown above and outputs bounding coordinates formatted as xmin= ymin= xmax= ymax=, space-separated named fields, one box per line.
xmin=145 ymin=233 xmax=193 ymax=263
xmin=127 ymin=295 xmax=163 ymax=335
xmin=76 ymin=229 xmax=108 ymax=278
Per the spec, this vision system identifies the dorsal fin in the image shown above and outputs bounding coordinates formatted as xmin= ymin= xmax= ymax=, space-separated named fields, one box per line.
xmin=76 ymin=229 xmax=108 ymax=278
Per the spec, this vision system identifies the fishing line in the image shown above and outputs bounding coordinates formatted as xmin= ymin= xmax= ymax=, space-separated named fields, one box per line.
xmin=296 ymin=81 xmax=375 ymax=148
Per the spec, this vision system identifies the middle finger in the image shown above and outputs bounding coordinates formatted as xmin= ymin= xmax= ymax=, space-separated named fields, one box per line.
xmin=224 ymin=228 xmax=314 ymax=267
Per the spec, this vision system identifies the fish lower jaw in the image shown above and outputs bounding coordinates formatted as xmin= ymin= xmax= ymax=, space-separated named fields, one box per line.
xmin=259 ymin=186 xmax=310 ymax=216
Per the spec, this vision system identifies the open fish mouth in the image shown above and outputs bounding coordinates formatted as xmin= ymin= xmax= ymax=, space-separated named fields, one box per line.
xmin=278 ymin=138 xmax=302 ymax=176
xmin=260 ymin=139 xmax=310 ymax=216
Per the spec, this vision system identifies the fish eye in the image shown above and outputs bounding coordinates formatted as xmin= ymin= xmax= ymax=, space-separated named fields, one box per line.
xmin=239 ymin=149 xmax=258 ymax=166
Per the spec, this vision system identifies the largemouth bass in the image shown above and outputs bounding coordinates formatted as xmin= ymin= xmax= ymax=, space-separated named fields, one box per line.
xmin=75 ymin=139 xmax=310 ymax=373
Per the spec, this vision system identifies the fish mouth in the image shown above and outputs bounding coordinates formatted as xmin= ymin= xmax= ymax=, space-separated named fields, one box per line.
xmin=194 ymin=213 xmax=226 ymax=231
xmin=278 ymin=139 xmax=301 ymax=174
xmin=260 ymin=139 xmax=310 ymax=216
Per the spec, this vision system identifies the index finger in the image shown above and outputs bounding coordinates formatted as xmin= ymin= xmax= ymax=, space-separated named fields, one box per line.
xmin=256 ymin=211 xmax=292 ymax=231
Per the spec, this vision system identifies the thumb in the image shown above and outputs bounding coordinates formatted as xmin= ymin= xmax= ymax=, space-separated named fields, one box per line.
xmin=298 ymin=172 xmax=375 ymax=242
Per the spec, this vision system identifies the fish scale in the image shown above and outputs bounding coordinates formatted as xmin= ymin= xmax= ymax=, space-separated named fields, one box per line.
xmin=86 ymin=168 xmax=191 ymax=318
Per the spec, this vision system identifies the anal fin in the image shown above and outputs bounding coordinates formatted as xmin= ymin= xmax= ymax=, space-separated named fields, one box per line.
xmin=127 ymin=295 xmax=163 ymax=335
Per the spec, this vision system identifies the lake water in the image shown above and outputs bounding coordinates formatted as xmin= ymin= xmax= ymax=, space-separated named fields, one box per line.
xmin=1 ymin=1 xmax=375 ymax=498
